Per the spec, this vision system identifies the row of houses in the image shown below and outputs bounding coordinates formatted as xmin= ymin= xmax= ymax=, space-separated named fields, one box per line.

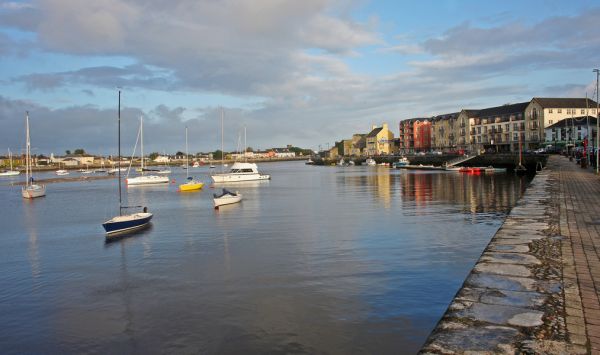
xmin=326 ymin=97 xmax=599 ymax=157
xmin=399 ymin=97 xmax=599 ymax=153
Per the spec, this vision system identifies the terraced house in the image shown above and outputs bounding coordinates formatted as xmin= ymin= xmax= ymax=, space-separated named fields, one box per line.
xmin=365 ymin=123 xmax=395 ymax=156
xmin=430 ymin=113 xmax=459 ymax=152
xmin=398 ymin=118 xmax=431 ymax=153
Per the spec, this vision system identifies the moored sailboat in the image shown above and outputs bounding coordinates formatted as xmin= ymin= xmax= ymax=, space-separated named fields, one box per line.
xmin=21 ymin=112 xmax=46 ymax=199
xmin=0 ymin=148 xmax=20 ymax=176
xmin=179 ymin=126 xmax=204 ymax=191
xmin=103 ymin=90 xmax=152 ymax=236
xmin=125 ymin=116 xmax=169 ymax=186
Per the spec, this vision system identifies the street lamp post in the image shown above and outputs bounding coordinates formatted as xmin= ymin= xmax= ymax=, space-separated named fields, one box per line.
xmin=594 ymin=68 xmax=599 ymax=173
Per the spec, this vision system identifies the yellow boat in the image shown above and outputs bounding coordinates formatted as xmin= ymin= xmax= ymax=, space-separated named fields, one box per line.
xmin=179 ymin=126 xmax=204 ymax=192
xmin=179 ymin=179 xmax=204 ymax=191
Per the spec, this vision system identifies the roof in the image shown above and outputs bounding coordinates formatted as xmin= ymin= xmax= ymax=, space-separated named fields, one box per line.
xmin=532 ymin=97 xmax=598 ymax=108
xmin=366 ymin=127 xmax=383 ymax=137
xmin=432 ymin=112 xmax=459 ymax=121
xmin=400 ymin=117 xmax=430 ymax=124
xmin=474 ymin=102 xmax=530 ymax=118
xmin=354 ymin=136 xmax=366 ymax=148
xmin=546 ymin=116 xmax=597 ymax=129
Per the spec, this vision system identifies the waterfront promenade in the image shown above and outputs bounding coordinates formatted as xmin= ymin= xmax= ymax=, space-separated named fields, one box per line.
xmin=421 ymin=155 xmax=600 ymax=354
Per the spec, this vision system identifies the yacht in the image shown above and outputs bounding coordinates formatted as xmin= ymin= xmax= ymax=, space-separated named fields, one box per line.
xmin=210 ymin=162 xmax=270 ymax=183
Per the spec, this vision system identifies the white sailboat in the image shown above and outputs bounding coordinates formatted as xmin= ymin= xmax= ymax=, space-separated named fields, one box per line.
xmin=125 ymin=116 xmax=169 ymax=186
xmin=55 ymin=161 xmax=69 ymax=175
xmin=21 ymin=112 xmax=46 ymax=199
xmin=210 ymin=112 xmax=270 ymax=183
xmin=0 ymin=148 xmax=20 ymax=176
xmin=103 ymin=90 xmax=152 ymax=236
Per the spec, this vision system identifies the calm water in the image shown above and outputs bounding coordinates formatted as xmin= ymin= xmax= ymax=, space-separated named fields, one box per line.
xmin=0 ymin=162 xmax=528 ymax=354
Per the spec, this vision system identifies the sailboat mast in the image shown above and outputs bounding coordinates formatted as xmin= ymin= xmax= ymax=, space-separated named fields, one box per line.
xmin=140 ymin=116 xmax=144 ymax=172
xmin=8 ymin=148 xmax=12 ymax=170
xmin=118 ymin=90 xmax=122 ymax=215
xmin=185 ymin=126 xmax=189 ymax=178
xmin=25 ymin=112 xmax=30 ymax=186
xmin=221 ymin=108 xmax=224 ymax=173
xmin=244 ymin=126 xmax=247 ymax=162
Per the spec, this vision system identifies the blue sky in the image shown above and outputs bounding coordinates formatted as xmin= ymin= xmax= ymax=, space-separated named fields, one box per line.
xmin=0 ymin=0 xmax=599 ymax=155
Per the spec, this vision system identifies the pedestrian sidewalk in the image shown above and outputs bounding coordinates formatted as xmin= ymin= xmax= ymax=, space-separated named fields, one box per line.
xmin=554 ymin=155 xmax=600 ymax=353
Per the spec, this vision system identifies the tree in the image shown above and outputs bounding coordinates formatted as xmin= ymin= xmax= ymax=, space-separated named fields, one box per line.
xmin=65 ymin=150 xmax=71 ymax=155
xmin=149 ymin=152 xmax=159 ymax=161
xmin=74 ymin=148 xmax=86 ymax=155
xmin=246 ymin=146 xmax=254 ymax=152
xmin=175 ymin=151 xmax=185 ymax=157
xmin=213 ymin=150 xmax=223 ymax=160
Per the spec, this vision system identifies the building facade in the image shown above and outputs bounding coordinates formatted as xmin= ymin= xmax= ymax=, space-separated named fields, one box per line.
xmin=365 ymin=123 xmax=394 ymax=155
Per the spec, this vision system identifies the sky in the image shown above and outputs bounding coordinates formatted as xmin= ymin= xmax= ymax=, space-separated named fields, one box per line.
xmin=0 ymin=0 xmax=599 ymax=156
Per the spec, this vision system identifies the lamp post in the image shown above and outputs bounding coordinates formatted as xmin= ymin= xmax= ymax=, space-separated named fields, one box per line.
xmin=594 ymin=68 xmax=599 ymax=173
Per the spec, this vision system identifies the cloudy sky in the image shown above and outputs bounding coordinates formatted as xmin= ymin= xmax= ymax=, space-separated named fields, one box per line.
xmin=1 ymin=0 xmax=599 ymax=155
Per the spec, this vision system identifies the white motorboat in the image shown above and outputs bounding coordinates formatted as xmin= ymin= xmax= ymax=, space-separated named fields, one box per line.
xmin=213 ymin=189 xmax=242 ymax=208
xmin=210 ymin=109 xmax=270 ymax=183
xmin=366 ymin=158 xmax=376 ymax=166
xmin=156 ymin=169 xmax=171 ymax=174
xmin=211 ymin=162 xmax=270 ymax=183
xmin=55 ymin=169 xmax=69 ymax=176
xmin=108 ymin=167 xmax=127 ymax=174
xmin=21 ymin=112 xmax=46 ymax=199
xmin=125 ymin=116 xmax=169 ymax=186
xmin=392 ymin=157 xmax=410 ymax=168
xmin=0 ymin=148 xmax=20 ymax=176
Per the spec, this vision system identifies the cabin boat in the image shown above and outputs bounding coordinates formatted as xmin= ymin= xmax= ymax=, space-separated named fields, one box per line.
xmin=210 ymin=162 xmax=270 ymax=183
xmin=213 ymin=189 xmax=242 ymax=208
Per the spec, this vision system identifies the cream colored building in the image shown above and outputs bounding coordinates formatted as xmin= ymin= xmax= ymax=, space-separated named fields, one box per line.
xmin=430 ymin=113 xmax=459 ymax=152
xmin=365 ymin=123 xmax=394 ymax=156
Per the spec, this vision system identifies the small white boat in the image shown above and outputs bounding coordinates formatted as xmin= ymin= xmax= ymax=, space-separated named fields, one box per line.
xmin=213 ymin=189 xmax=242 ymax=208
xmin=393 ymin=157 xmax=410 ymax=168
xmin=0 ymin=148 xmax=20 ymax=176
xmin=126 ymin=175 xmax=169 ymax=185
xmin=366 ymin=158 xmax=376 ymax=166
xmin=209 ymin=165 xmax=216 ymax=169
xmin=192 ymin=162 xmax=200 ymax=168
xmin=156 ymin=169 xmax=171 ymax=174
xmin=21 ymin=112 xmax=45 ymax=199
xmin=55 ymin=169 xmax=69 ymax=176
xmin=108 ymin=167 xmax=127 ymax=174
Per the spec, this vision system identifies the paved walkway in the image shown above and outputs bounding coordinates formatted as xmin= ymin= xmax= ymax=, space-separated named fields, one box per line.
xmin=421 ymin=155 xmax=600 ymax=354
xmin=556 ymin=156 xmax=600 ymax=353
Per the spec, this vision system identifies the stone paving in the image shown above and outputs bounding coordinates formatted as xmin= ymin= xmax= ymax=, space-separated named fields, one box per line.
xmin=421 ymin=155 xmax=600 ymax=354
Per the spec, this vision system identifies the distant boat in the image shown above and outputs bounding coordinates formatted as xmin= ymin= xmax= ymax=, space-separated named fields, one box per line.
xmin=0 ymin=148 xmax=20 ymax=176
xmin=210 ymin=110 xmax=270 ymax=183
xmin=366 ymin=158 xmax=376 ymax=166
xmin=305 ymin=158 xmax=314 ymax=165
xmin=103 ymin=90 xmax=152 ymax=236
xmin=80 ymin=164 xmax=94 ymax=174
xmin=125 ymin=116 xmax=169 ymax=186
xmin=392 ymin=157 xmax=409 ymax=168
xmin=179 ymin=127 xmax=204 ymax=192
xmin=21 ymin=112 xmax=46 ymax=199
xmin=213 ymin=188 xmax=242 ymax=208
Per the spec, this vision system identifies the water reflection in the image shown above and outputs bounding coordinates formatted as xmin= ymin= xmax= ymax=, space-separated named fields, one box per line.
xmin=22 ymin=201 xmax=41 ymax=280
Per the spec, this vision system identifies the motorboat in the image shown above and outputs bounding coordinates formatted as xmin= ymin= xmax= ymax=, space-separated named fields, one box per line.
xmin=21 ymin=112 xmax=46 ymax=199
xmin=211 ymin=162 xmax=270 ymax=183
xmin=213 ymin=189 xmax=242 ymax=208
xmin=55 ymin=169 xmax=69 ymax=176
xmin=365 ymin=158 xmax=376 ymax=166
xmin=392 ymin=157 xmax=410 ymax=168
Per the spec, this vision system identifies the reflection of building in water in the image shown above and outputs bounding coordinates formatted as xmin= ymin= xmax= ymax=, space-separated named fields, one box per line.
xmin=335 ymin=170 xmax=396 ymax=208
xmin=400 ymin=172 xmax=523 ymax=216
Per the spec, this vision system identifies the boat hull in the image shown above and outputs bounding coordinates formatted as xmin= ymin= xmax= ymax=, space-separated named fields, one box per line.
xmin=21 ymin=184 xmax=46 ymax=199
xmin=179 ymin=181 xmax=204 ymax=191
xmin=211 ymin=173 xmax=270 ymax=183
xmin=126 ymin=175 xmax=170 ymax=185
xmin=103 ymin=213 xmax=153 ymax=236
xmin=0 ymin=170 xmax=20 ymax=176
xmin=213 ymin=193 xmax=242 ymax=207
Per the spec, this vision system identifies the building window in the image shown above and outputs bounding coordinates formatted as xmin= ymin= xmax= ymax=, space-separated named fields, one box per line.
xmin=513 ymin=133 xmax=518 ymax=141
xmin=505 ymin=123 xmax=510 ymax=131
xmin=549 ymin=120 xmax=553 ymax=124
xmin=477 ymin=127 xmax=481 ymax=134
xmin=581 ymin=109 xmax=585 ymax=114
xmin=549 ymin=109 xmax=553 ymax=113
xmin=558 ymin=109 xmax=562 ymax=113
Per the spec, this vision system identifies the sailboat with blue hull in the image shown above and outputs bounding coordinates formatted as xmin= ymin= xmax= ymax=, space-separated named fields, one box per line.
xmin=103 ymin=90 xmax=153 ymax=237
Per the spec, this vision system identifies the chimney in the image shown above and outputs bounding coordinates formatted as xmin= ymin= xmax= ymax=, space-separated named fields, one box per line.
xmin=382 ymin=123 xmax=388 ymax=131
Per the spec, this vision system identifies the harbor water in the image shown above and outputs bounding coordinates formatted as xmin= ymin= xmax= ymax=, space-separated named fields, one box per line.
xmin=0 ymin=161 xmax=528 ymax=354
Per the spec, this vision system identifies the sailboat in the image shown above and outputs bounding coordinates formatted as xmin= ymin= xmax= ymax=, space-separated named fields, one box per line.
xmin=125 ymin=116 xmax=169 ymax=186
xmin=179 ymin=127 xmax=204 ymax=191
xmin=210 ymin=112 xmax=270 ymax=183
xmin=103 ymin=91 xmax=152 ymax=236
xmin=0 ymin=148 xmax=20 ymax=176
xmin=21 ymin=112 xmax=46 ymax=199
